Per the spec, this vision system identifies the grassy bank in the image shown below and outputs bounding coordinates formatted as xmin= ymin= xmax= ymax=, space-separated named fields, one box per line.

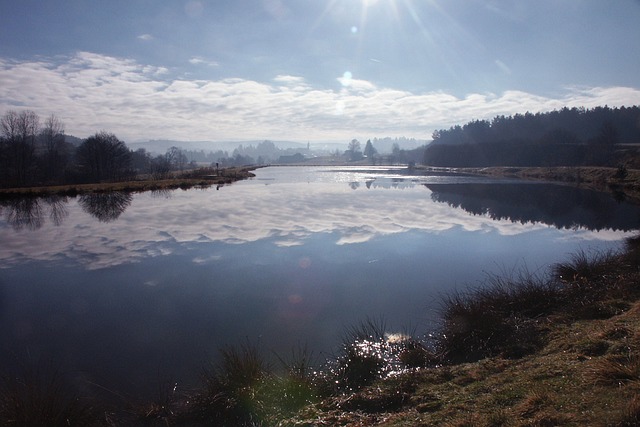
xmin=2 ymin=238 xmax=640 ymax=426
xmin=276 ymin=238 xmax=640 ymax=426
xmin=0 ymin=166 xmax=257 ymax=197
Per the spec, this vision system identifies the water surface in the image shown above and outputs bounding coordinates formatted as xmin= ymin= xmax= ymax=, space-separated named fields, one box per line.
xmin=0 ymin=166 xmax=637 ymax=397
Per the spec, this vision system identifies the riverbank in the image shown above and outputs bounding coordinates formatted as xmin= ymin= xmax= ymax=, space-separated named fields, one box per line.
xmin=277 ymin=237 xmax=640 ymax=426
xmin=459 ymin=165 xmax=640 ymax=204
xmin=0 ymin=166 xmax=257 ymax=197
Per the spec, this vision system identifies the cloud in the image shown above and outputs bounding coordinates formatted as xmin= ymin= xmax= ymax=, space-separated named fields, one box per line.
xmin=137 ymin=34 xmax=154 ymax=41
xmin=0 ymin=52 xmax=638 ymax=142
xmin=188 ymin=56 xmax=219 ymax=67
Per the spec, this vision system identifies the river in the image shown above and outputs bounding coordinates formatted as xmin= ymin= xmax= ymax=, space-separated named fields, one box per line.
xmin=0 ymin=166 xmax=637 ymax=398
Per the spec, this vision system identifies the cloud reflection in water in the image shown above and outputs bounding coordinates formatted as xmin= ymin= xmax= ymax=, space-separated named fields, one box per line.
xmin=0 ymin=166 xmax=636 ymax=270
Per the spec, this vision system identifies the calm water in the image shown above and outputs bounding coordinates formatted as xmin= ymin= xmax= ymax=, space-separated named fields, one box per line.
xmin=1 ymin=166 xmax=638 ymax=397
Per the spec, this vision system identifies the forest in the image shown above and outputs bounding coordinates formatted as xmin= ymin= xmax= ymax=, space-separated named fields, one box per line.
xmin=423 ymin=106 xmax=640 ymax=167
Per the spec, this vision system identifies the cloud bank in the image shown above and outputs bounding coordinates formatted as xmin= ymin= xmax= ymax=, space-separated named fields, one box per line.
xmin=0 ymin=52 xmax=638 ymax=142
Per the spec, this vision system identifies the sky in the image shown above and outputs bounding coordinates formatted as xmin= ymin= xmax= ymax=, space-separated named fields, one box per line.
xmin=1 ymin=0 xmax=639 ymax=144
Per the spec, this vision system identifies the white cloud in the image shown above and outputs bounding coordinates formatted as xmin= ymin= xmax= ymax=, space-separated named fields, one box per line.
xmin=188 ymin=56 xmax=219 ymax=67
xmin=0 ymin=52 xmax=638 ymax=142
xmin=137 ymin=34 xmax=154 ymax=41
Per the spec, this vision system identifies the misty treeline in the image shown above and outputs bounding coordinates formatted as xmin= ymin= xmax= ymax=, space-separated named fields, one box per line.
xmin=0 ymin=110 xmax=209 ymax=189
xmin=339 ymin=138 xmax=426 ymax=165
xmin=424 ymin=105 xmax=640 ymax=167
xmin=180 ymin=139 xmax=311 ymax=165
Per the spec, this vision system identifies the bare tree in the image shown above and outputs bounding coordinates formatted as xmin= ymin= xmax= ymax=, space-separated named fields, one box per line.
xmin=165 ymin=146 xmax=187 ymax=171
xmin=42 ymin=114 xmax=65 ymax=153
xmin=0 ymin=110 xmax=40 ymax=186
xmin=40 ymin=114 xmax=67 ymax=182
xmin=150 ymin=154 xmax=171 ymax=179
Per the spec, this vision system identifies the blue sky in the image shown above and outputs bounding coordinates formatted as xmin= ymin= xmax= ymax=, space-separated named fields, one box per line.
xmin=1 ymin=0 xmax=639 ymax=143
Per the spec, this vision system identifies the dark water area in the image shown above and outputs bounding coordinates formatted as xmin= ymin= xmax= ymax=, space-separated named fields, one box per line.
xmin=1 ymin=166 xmax=638 ymax=399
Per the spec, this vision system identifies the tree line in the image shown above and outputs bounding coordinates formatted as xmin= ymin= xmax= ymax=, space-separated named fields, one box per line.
xmin=0 ymin=110 xmax=198 ymax=189
xmin=424 ymin=105 xmax=640 ymax=167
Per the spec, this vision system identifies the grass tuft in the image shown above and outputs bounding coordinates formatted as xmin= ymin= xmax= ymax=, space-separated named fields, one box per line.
xmin=268 ymin=345 xmax=319 ymax=415
xmin=553 ymin=248 xmax=620 ymax=284
xmin=590 ymin=354 xmax=640 ymax=386
xmin=194 ymin=341 xmax=269 ymax=425
xmin=435 ymin=269 xmax=559 ymax=364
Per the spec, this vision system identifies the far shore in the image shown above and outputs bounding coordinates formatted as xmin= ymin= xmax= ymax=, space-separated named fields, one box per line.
xmin=455 ymin=165 xmax=640 ymax=204
xmin=2 ymin=165 xmax=640 ymax=205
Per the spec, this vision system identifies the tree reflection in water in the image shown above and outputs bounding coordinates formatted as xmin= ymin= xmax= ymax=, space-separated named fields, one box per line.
xmin=427 ymin=183 xmax=640 ymax=232
xmin=150 ymin=189 xmax=172 ymax=199
xmin=0 ymin=196 xmax=69 ymax=230
xmin=43 ymin=195 xmax=69 ymax=226
xmin=78 ymin=192 xmax=133 ymax=222
xmin=2 ymin=197 xmax=44 ymax=230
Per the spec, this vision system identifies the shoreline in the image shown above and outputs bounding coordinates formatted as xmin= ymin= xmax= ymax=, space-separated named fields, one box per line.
xmin=0 ymin=166 xmax=258 ymax=198
xmin=456 ymin=165 xmax=640 ymax=204
xmin=3 ymin=165 xmax=639 ymax=203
